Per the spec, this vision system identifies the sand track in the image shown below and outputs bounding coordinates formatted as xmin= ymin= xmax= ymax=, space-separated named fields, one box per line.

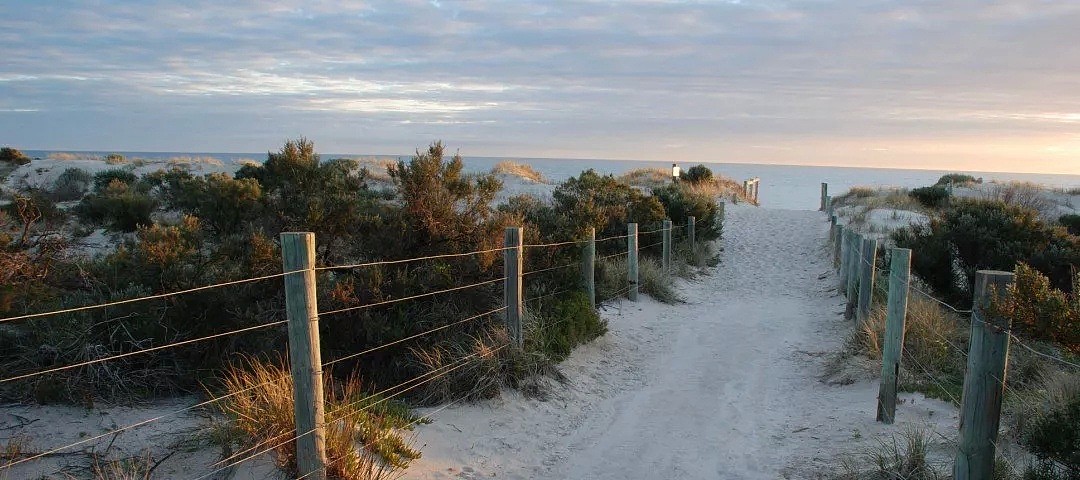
xmin=406 ymin=204 xmax=957 ymax=480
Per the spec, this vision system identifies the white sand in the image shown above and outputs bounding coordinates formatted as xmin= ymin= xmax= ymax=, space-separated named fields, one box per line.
xmin=402 ymin=204 xmax=957 ymax=480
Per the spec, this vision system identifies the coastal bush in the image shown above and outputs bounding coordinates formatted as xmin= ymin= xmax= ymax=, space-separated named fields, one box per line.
xmin=76 ymin=179 xmax=157 ymax=231
xmin=935 ymin=173 xmax=982 ymax=186
xmin=0 ymin=147 xmax=30 ymax=165
xmin=491 ymin=160 xmax=546 ymax=183
xmin=1017 ymin=373 xmax=1080 ymax=478
xmin=553 ymin=169 xmax=665 ymax=245
xmin=104 ymin=153 xmax=127 ymax=165
xmin=909 ymin=185 xmax=950 ymax=209
xmin=51 ymin=167 xmax=92 ymax=201
xmin=91 ymin=169 xmax=138 ymax=191
xmin=652 ymin=184 xmax=723 ymax=242
xmin=993 ymin=264 xmax=1079 ymax=353
xmin=1060 ymin=214 xmax=1080 ymax=236
xmin=893 ymin=200 xmax=1080 ymax=305
xmin=160 ymin=172 xmax=263 ymax=234
xmin=683 ymin=164 xmax=713 ymax=184
xmin=527 ymin=291 xmax=606 ymax=362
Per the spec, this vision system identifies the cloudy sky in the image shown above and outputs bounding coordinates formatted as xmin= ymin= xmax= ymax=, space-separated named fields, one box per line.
xmin=1 ymin=1 xmax=1078 ymax=174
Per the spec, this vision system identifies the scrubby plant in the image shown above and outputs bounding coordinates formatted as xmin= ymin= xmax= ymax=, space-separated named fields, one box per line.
xmin=104 ymin=153 xmax=127 ymax=165
xmin=91 ymin=169 xmax=138 ymax=191
xmin=1018 ymin=372 xmax=1080 ymax=477
xmin=992 ymin=264 xmax=1079 ymax=353
xmin=983 ymin=182 xmax=1056 ymax=215
xmin=935 ymin=173 xmax=982 ymax=186
xmin=682 ymin=164 xmax=713 ymax=184
xmin=0 ymin=147 xmax=30 ymax=165
xmin=652 ymin=184 xmax=723 ymax=242
xmin=51 ymin=167 xmax=92 ymax=201
xmin=893 ymin=200 xmax=1080 ymax=305
xmin=527 ymin=291 xmax=607 ymax=361
xmin=1060 ymin=214 xmax=1080 ymax=236
xmin=909 ymin=185 xmax=950 ymax=209
xmin=76 ymin=180 xmax=157 ymax=231
xmin=553 ymin=169 xmax=665 ymax=244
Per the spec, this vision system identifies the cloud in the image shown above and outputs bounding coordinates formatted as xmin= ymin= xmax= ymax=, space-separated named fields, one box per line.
xmin=0 ymin=0 xmax=1078 ymax=174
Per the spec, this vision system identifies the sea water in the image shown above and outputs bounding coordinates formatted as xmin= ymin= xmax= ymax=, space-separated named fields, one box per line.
xmin=21 ymin=150 xmax=1080 ymax=210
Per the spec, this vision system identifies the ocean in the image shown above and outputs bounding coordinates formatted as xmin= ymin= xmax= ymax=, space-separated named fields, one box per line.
xmin=20 ymin=150 xmax=1080 ymax=211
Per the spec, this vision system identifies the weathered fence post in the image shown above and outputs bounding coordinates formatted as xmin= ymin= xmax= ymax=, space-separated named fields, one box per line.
xmin=743 ymin=180 xmax=750 ymax=199
xmin=845 ymin=233 xmax=861 ymax=320
xmin=825 ymin=196 xmax=832 ymax=216
xmin=753 ymin=178 xmax=760 ymax=203
xmin=833 ymin=224 xmax=843 ymax=268
xmin=503 ymin=227 xmax=524 ymax=348
xmin=857 ymin=237 xmax=878 ymax=325
xmin=718 ymin=201 xmax=726 ymax=224
xmin=628 ymin=223 xmax=639 ymax=301
xmin=583 ymin=227 xmax=596 ymax=310
xmin=662 ymin=219 xmax=672 ymax=273
xmin=877 ymin=248 xmax=911 ymax=424
xmin=954 ymin=270 xmax=1015 ymax=480
xmin=829 ymin=215 xmax=837 ymax=242
xmin=281 ymin=232 xmax=327 ymax=480
xmin=687 ymin=215 xmax=696 ymax=251
xmin=820 ymin=183 xmax=828 ymax=211
xmin=839 ymin=228 xmax=851 ymax=287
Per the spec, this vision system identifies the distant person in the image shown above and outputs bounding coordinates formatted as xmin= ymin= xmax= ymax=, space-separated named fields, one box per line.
xmin=672 ymin=163 xmax=681 ymax=184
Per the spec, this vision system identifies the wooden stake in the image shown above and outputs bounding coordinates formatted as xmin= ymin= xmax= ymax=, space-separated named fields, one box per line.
xmin=503 ymin=227 xmax=524 ymax=348
xmin=857 ymin=237 xmax=878 ymax=325
xmin=662 ymin=219 xmax=672 ymax=273
xmin=583 ymin=227 xmax=596 ymax=310
xmin=954 ymin=270 xmax=1014 ymax=480
xmin=687 ymin=216 xmax=696 ymax=251
xmin=281 ymin=232 xmax=327 ymax=480
xmin=877 ymin=248 xmax=911 ymax=424
xmin=628 ymin=223 xmax=639 ymax=301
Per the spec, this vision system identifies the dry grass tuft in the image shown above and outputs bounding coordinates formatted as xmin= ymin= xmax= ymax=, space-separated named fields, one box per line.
xmin=982 ymin=181 xmax=1056 ymax=215
xmin=92 ymin=454 xmax=154 ymax=480
xmin=838 ymin=427 xmax=946 ymax=479
xmin=619 ymin=168 xmax=670 ymax=189
xmin=217 ymin=358 xmax=419 ymax=479
xmin=491 ymin=161 xmax=547 ymax=183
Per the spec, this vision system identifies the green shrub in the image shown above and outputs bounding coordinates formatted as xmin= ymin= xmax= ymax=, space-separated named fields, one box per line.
xmin=0 ymin=147 xmax=30 ymax=165
xmin=92 ymin=169 xmax=138 ymax=191
xmin=76 ymin=180 xmax=158 ymax=231
xmin=52 ymin=167 xmax=92 ymax=201
xmin=652 ymin=184 xmax=723 ymax=242
xmin=104 ymin=153 xmax=126 ymax=165
xmin=682 ymin=164 xmax=713 ymax=184
xmin=552 ymin=169 xmax=665 ymax=247
xmin=160 ymin=172 xmax=263 ymax=234
xmin=1021 ymin=376 xmax=1080 ymax=474
xmin=909 ymin=185 xmax=950 ymax=209
xmin=1060 ymin=214 xmax=1080 ymax=236
xmin=893 ymin=200 xmax=1080 ymax=305
xmin=995 ymin=264 xmax=1079 ymax=353
xmin=528 ymin=291 xmax=606 ymax=362
xmin=935 ymin=173 xmax=982 ymax=186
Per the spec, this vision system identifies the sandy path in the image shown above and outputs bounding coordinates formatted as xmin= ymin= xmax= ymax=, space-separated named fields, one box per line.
xmin=405 ymin=204 xmax=956 ymax=480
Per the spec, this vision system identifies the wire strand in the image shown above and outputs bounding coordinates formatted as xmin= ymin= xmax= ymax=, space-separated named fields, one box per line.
xmin=0 ymin=271 xmax=292 ymax=324
xmin=0 ymin=320 xmax=287 ymax=384
xmin=315 ymin=246 xmax=513 ymax=272
xmin=522 ymin=240 xmax=580 ymax=249
xmin=522 ymin=261 xmax=579 ymax=277
xmin=323 ymin=307 xmax=506 ymax=367
xmin=320 ymin=278 xmax=505 ymax=317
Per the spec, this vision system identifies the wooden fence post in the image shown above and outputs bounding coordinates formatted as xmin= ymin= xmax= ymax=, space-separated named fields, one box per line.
xmin=718 ymin=201 xmax=725 ymax=225
xmin=954 ymin=270 xmax=1014 ymax=480
xmin=687 ymin=216 xmax=696 ymax=251
xmin=662 ymin=219 xmax=672 ymax=273
xmin=877 ymin=248 xmax=911 ymax=424
xmin=857 ymin=237 xmax=878 ymax=325
xmin=628 ymin=223 xmax=639 ymax=301
xmin=825 ymin=196 xmax=832 ymax=216
xmin=583 ymin=227 xmax=596 ymax=310
xmin=845 ymin=233 xmax=861 ymax=320
xmin=821 ymin=183 xmax=828 ymax=211
xmin=281 ymin=232 xmax=327 ymax=480
xmin=503 ymin=227 xmax=524 ymax=348
xmin=829 ymin=215 xmax=837 ymax=242
xmin=833 ymin=224 xmax=843 ymax=268
xmin=839 ymin=228 xmax=851 ymax=287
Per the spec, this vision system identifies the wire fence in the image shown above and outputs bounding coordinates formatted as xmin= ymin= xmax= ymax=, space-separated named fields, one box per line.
xmin=0 ymin=219 xmax=699 ymax=478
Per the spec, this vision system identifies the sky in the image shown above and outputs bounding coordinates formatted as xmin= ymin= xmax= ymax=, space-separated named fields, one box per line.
xmin=1 ymin=0 xmax=1078 ymax=175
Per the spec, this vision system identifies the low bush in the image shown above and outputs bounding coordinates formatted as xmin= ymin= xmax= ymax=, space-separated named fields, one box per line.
xmin=91 ymin=169 xmax=138 ymax=191
xmin=51 ymin=167 xmax=92 ymax=201
xmin=0 ymin=147 xmax=30 ymax=165
xmin=76 ymin=180 xmax=158 ymax=231
xmin=491 ymin=160 xmax=546 ymax=183
xmin=527 ymin=291 xmax=606 ymax=362
xmin=993 ymin=264 xmax=1079 ymax=353
xmin=682 ymin=164 xmax=713 ymax=184
xmin=909 ymin=185 xmax=950 ymax=209
xmin=935 ymin=173 xmax=982 ymax=186
xmin=1018 ymin=373 xmax=1080 ymax=477
xmin=893 ymin=200 xmax=1080 ymax=305
xmin=652 ymin=184 xmax=723 ymax=242
xmin=104 ymin=153 xmax=126 ymax=165
xmin=1060 ymin=214 xmax=1080 ymax=236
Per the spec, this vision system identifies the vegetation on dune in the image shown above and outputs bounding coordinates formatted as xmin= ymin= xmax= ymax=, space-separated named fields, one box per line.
xmin=0 ymin=147 xmax=30 ymax=166
xmin=491 ymin=160 xmax=547 ymax=183
xmin=836 ymin=175 xmax=1080 ymax=479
